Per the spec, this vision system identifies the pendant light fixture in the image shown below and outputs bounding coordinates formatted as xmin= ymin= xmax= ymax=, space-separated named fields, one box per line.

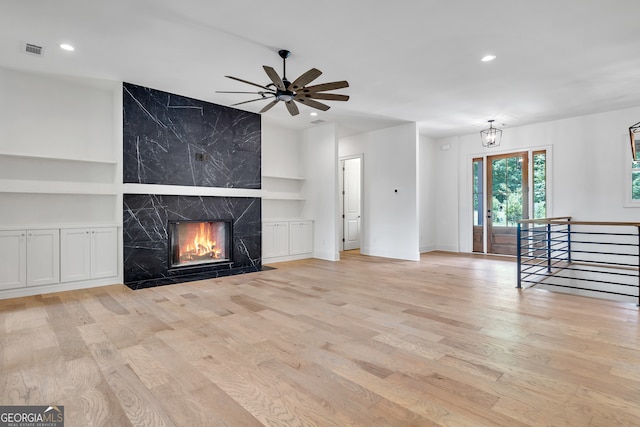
xmin=629 ymin=121 xmax=640 ymax=160
xmin=481 ymin=120 xmax=502 ymax=147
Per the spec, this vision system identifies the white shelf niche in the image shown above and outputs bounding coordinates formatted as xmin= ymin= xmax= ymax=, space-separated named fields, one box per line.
xmin=0 ymin=154 xmax=118 ymax=195
xmin=0 ymin=179 xmax=117 ymax=195
xmin=262 ymin=175 xmax=305 ymax=201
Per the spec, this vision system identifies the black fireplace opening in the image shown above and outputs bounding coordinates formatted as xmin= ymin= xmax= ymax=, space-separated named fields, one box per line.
xmin=168 ymin=220 xmax=232 ymax=269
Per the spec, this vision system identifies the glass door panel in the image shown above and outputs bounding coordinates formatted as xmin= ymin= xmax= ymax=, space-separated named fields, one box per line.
xmin=487 ymin=152 xmax=528 ymax=255
xmin=472 ymin=158 xmax=484 ymax=252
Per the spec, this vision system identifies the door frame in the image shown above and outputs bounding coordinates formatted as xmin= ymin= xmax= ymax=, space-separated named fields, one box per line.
xmin=469 ymin=145 xmax=552 ymax=254
xmin=339 ymin=154 xmax=364 ymax=252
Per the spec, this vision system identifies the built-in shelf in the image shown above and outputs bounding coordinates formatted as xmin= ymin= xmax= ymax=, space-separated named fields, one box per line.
xmin=0 ymin=180 xmax=118 ymax=195
xmin=262 ymin=175 xmax=305 ymax=202
xmin=0 ymin=152 xmax=118 ymax=165
xmin=262 ymin=192 xmax=305 ymax=201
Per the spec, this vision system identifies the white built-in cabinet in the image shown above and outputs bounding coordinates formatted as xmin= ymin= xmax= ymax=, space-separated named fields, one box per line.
xmin=263 ymin=221 xmax=290 ymax=258
xmin=0 ymin=71 xmax=120 ymax=299
xmin=262 ymin=220 xmax=313 ymax=262
xmin=60 ymin=227 xmax=118 ymax=282
xmin=0 ymin=230 xmax=25 ymax=290
xmin=27 ymin=229 xmax=60 ymax=287
xmin=262 ymin=173 xmax=314 ymax=262
xmin=0 ymin=226 xmax=117 ymax=294
xmin=0 ymin=153 xmax=120 ymax=296
xmin=289 ymin=220 xmax=313 ymax=255
xmin=0 ymin=228 xmax=60 ymax=290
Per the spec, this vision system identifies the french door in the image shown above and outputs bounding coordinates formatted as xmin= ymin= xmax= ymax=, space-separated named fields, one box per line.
xmin=487 ymin=151 xmax=528 ymax=255
xmin=473 ymin=150 xmax=546 ymax=255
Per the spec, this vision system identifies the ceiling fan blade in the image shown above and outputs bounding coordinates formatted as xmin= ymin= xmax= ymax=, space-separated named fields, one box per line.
xmin=299 ymin=80 xmax=349 ymax=93
xmin=304 ymin=93 xmax=349 ymax=102
xmin=259 ymin=100 xmax=279 ymax=114
xmin=263 ymin=66 xmax=285 ymax=90
xmin=225 ymin=75 xmax=271 ymax=91
xmin=288 ymin=68 xmax=322 ymax=91
xmin=285 ymin=101 xmax=300 ymax=116
xmin=294 ymin=96 xmax=330 ymax=111
xmin=230 ymin=96 xmax=275 ymax=107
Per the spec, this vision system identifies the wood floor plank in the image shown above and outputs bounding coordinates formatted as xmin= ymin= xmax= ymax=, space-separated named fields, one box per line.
xmin=1 ymin=251 xmax=639 ymax=425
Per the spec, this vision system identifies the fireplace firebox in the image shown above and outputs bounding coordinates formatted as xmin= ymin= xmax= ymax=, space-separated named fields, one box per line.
xmin=168 ymin=220 xmax=232 ymax=269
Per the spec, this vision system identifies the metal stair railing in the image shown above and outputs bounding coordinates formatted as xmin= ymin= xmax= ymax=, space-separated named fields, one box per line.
xmin=517 ymin=217 xmax=640 ymax=306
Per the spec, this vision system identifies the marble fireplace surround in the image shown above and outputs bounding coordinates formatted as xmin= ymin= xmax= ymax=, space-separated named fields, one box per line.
xmin=123 ymin=194 xmax=261 ymax=289
xmin=121 ymin=82 xmax=263 ymax=289
xmin=122 ymin=82 xmax=261 ymax=189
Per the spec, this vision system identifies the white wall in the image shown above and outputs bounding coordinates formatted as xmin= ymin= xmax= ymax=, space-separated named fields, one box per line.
xmin=419 ymin=134 xmax=438 ymax=252
xmin=433 ymin=105 xmax=640 ymax=253
xmin=0 ymin=68 xmax=116 ymax=160
xmin=340 ymin=123 xmax=420 ymax=261
xmin=261 ymin=121 xmax=302 ymax=178
xmin=302 ymin=124 xmax=340 ymax=261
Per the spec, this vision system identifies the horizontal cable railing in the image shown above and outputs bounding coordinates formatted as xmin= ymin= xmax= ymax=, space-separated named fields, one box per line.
xmin=517 ymin=217 xmax=640 ymax=306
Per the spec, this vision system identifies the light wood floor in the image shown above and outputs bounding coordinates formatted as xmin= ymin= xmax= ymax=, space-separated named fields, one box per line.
xmin=1 ymin=251 xmax=640 ymax=426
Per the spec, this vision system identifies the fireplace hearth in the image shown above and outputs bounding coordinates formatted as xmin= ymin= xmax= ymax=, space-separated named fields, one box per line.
xmin=169 ymin=220 xmax=232 ymax=269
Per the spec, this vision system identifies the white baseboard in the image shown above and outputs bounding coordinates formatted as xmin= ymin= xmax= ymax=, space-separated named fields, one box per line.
xmin=420 ymin=244 xmax=437 ymax=253
xmin=0 ymin=276 xmax=123 ymax=300
xmin=262 ymin=253 xmax=313 ymax=265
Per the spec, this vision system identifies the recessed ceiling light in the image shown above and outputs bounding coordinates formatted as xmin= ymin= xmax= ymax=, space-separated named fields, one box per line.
xmin=481 ymin=55 xmax=496 ymax=62
xmin=60 ymin=44 xmax=75 ymax=51
xmin=310 ymin=112 xmax=318 ymax=116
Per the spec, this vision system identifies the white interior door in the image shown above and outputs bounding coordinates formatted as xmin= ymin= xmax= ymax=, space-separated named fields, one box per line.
xmin=343 ymin=157 xmax=361 ymax=250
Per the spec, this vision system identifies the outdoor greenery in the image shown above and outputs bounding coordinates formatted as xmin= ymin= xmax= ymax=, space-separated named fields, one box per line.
xmin=473 ymin=152 xmax=547 ymax=227
xmin=491 ymin=156 xmax=523 ymax=226
xmin=633 ymin=160 xmax=640 ymax=200
xmin=533 ymin=152 xmax=547 ymax=218
xmin=473 ymin=161 xmax=483 ymax=226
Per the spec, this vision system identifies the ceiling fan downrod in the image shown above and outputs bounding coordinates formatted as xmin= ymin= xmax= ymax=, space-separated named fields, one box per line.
xmin=278 ymin=49 xmax=290 ymax=81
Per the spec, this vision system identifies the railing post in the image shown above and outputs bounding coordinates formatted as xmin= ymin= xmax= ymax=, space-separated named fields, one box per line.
xmin=517 ymin=222 xmax=522 ymax=289
xmin=547 ymin=223 xmax=552 ymax=273
xmin=567 ymin=219 xmax=572 ymax=264
xmin=637 ymin=226 xmax=639 ymax=307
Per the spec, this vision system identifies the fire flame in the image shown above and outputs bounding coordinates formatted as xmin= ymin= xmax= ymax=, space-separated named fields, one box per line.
xmin=179 ymin=222 xmax=222 ymax=262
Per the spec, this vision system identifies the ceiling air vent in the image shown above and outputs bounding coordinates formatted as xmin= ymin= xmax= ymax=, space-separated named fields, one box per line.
xmin=24 ymin=43 xmax=43 ymax=56
xmin=310 ymin=119 xmax=326 ymax=125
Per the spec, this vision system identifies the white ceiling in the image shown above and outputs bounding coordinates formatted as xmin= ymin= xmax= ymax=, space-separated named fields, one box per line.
xmin=2 ymin=0 xmax=640 ymax=138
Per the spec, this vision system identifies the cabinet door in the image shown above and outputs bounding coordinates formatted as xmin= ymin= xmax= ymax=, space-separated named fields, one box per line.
xmin=289 ymin=221 xmax=313 ymax=255
xmin=274 ymin=223 xmax=290 ymax=256
xmin=262 ymin=222 xmax=277 ymax=258
xmin=0 ymin=230 xmax=27 ymax=290
xmin=263 ymin=222 xmax=289 ymax=258
xmin=60 ymin=228 xmax=91 ymax=282
xmin=26 ymin=229 xmax=60 ymax=287
xmin=90 ymin=227 xmax=118 ymax=279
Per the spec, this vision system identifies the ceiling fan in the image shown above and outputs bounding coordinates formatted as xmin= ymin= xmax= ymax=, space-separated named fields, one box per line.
xmin=217 ymin=49 xmax=349 ymax=116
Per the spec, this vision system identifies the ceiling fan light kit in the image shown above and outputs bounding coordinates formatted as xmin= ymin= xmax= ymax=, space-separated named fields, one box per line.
xmin=217 ymin=49 xmax=349 ymax=116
